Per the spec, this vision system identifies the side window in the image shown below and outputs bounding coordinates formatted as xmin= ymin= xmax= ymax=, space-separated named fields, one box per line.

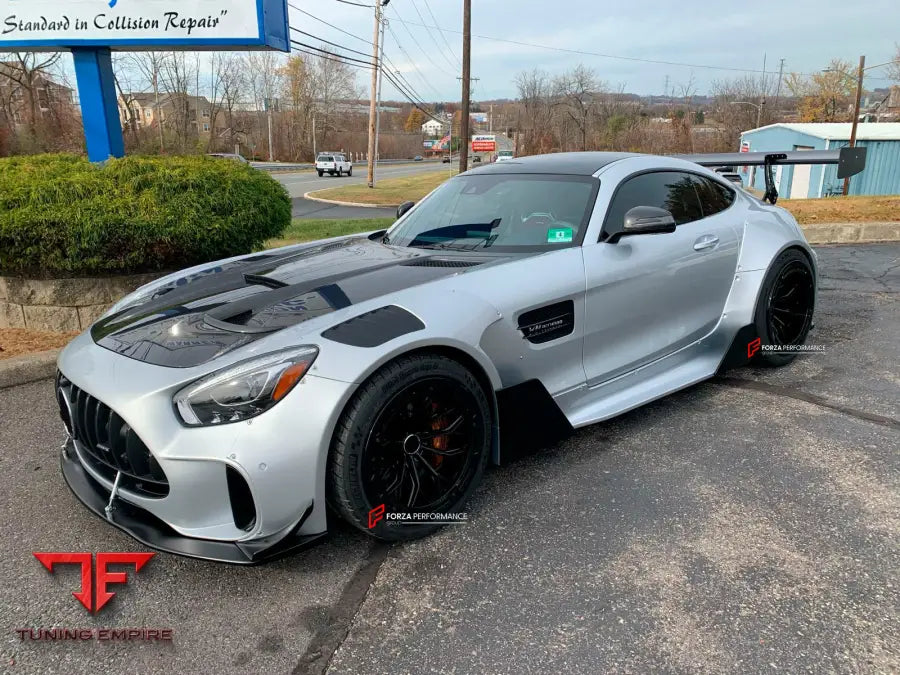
xmin=604 ymin=171 xmax=704 ymax=232
xmin=693 ymin=176 xmax=735 ymax=217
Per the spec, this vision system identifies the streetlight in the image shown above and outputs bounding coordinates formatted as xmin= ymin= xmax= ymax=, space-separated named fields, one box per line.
xmin=730 ymin=100 xmax=764 ymax=128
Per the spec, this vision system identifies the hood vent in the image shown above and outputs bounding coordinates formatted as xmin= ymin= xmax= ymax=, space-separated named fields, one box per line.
xmin=401 ymin=258 xmax=482 ymax=268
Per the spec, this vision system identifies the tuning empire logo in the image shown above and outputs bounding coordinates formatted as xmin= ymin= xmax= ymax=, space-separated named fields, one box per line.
xmin=15 ymin=552 xmax=173 ymax=643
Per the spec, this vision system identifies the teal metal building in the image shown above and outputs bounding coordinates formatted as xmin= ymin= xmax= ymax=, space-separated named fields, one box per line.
xmin=739 ymin=123 xmax=900 ymax=198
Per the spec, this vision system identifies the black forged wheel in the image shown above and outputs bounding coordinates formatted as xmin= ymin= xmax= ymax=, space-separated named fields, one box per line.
xmin=327 ymin=355 xmax=491 ymax=541
xmin=753 ymin=249 xmax=816 ymax=367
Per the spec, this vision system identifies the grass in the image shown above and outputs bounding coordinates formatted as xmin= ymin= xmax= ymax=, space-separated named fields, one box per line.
xmin=780 ymin=195 xmax=900 ymax=225
xmin=308 ymin=169 xmax=457 ymax=206
xmin=265 ymin=217 xmax=394 ymax=249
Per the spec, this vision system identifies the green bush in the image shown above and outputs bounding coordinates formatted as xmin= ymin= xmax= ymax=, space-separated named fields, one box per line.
xmin=0 ymin=154 xmax=291 ymax=277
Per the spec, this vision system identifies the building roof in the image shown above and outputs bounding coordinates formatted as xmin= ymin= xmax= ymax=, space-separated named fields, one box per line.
xmin=469 ymin=152 xmax=640 ymax=176
xmin=744 ymin=122 xmax=900 ymax=141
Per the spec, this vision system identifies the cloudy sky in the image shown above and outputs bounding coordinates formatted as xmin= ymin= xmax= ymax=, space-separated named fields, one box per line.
xmin=292 ymin=0 xmax=898 ymax=101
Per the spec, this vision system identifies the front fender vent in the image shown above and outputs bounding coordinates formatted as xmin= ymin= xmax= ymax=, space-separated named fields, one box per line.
xmin=518 ymin=300 xmax=575 ymax=344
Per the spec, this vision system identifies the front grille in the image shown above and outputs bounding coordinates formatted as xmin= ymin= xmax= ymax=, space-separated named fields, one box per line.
xmin=57 ymin=372 xmax=169 ymax=498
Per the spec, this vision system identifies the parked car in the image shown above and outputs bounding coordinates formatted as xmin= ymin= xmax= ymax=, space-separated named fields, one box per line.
xmin=316 ymin=153 xmax=352 ymax=177
xmin=414 ymin=156 xmax=424 ymax=162
xmin=207 ymin=153 xmax=248 ymax=164
xmin=54 ymin=148 xmax=864 ymax=563
xmin=472 ymin=155 xmax=482 ymax=163
xmin=496 ymin=150 xmax=515 ymax=162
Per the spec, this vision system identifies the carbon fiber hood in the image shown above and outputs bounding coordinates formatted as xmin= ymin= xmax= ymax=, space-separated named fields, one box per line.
xmin=91 ymin=237 xmax=505 ymax=368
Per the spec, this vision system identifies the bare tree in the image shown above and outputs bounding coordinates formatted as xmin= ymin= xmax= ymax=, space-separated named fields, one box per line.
xmin=554 ymin=64 xmax=602 ymax=151
xmin=2 ymin=52 xmax=61 ymax=140
xmin=514 ymin=69 xmax=553 ymax=155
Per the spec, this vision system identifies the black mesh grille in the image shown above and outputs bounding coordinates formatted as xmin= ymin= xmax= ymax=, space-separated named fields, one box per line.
xmin=401 ymin=259 xmax=481 ymax=268
xmin=57 ymin=372 xmax=169 ymax=498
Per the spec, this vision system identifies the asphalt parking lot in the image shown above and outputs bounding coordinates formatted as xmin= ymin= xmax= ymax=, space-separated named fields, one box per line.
xmin=1 ymin=243 xmax=897 ymax=674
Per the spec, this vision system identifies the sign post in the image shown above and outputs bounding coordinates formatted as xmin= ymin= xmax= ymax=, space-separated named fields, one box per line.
xmin=1 ymin=0 xmax=290 ymax=162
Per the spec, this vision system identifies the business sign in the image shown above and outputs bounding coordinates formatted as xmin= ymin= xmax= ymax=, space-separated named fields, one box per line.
xmin=423 ymin=140 xmax=435 ymax=148
xmin=0 ymin=0 xmax=289 ymax=52
xmin=472 ymin=134 xmax=496 ymax=153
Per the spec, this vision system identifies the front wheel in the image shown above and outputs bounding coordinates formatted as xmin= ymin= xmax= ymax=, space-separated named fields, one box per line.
xmin=327 ymin=355 xmax=491 ymax=541
xmin=347 ymin=167 xmax=353 ymax=177
xmin=752 ymin=249 xmax=816 ymax=367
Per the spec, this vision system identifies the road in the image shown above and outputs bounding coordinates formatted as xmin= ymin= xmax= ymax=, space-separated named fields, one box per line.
xmin=276 ymin=161 xmax=452 ymax=220
xmin=1 ymin=244 xmax=897 ymax=674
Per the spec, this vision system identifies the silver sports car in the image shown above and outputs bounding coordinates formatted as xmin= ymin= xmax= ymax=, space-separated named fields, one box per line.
xmin=56 ymin=149 xmax=865 ymax=563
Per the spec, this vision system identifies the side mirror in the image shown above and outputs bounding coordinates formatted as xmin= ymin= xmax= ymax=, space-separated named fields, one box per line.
xmin=607 ymin=206 xmax=676 ymax=243
xmin=397 ymin=201 xmax=415 ymax=219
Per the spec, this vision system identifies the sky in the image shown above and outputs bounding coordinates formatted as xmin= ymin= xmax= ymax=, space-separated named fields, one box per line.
xmin=293 ymin=0 xmax=899 ymax=102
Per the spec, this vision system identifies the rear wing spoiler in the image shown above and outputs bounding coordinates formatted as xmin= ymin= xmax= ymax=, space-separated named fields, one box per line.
xmin=674 ymin=147 xmax=867 ymax=204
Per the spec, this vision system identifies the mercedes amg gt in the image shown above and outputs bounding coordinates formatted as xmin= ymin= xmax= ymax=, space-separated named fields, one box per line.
xmin=55 ymin=148 xmax=865 ymax=563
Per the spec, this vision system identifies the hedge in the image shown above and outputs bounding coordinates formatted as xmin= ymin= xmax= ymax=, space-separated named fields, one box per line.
xmin=0 ymin=154 xmax=291 ymax=278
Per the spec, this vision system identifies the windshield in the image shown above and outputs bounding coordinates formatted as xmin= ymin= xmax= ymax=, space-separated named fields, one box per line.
xmin=386 ymin=173 xmax=598 ymax=252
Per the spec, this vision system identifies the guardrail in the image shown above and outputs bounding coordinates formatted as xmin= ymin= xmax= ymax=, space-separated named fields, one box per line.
xmin=251 ymin=158 xmax=442 ymax=172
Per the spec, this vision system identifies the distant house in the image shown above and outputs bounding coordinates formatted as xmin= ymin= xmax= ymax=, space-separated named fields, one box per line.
xmin=740 ymin=122 xmax=900 ymax=198
xmin=118 ymin=92 xmax=227 ymax=136
xmin=0 ymin=61 xmax=75 ymax=127
xmin=421 ymin=118 xmax=448 ymax=136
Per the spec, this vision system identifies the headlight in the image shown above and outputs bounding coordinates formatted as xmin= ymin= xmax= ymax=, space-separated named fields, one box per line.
xmin=174 ymin=346 xmax=319 ymax=427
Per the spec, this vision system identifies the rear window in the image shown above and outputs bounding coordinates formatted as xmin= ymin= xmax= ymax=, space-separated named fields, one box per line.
xmin=318 ymin=156 xmax=334 ymax=162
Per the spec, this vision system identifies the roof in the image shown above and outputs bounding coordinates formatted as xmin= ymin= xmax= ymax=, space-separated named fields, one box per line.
xmin=468 ymin=152 xmax=640 ymax=175
xmin=743 ymin=122 xmax=900 ymax=141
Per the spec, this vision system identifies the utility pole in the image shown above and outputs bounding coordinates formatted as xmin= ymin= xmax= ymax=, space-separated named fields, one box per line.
xmin=844 ymin=54 xmax=866 ymax=196
xmin=267 ymin=97 xmax=275 ymax=162
xmin=373 ymin=14 xmax=387 ymax=183
xmin=366 ymin=0 xmax=384 ymax=188
xmin=459 ymin=0 xmax=471 ymax=174
xmin=757 ymin=53 xmax=767 ymax=128
xmin=774 ymin=58 xmax=785 ymax=115
xmin=312 ymin=116 xmax=316 ymax=158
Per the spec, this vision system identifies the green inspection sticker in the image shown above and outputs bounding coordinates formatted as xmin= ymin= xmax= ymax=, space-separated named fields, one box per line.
xmin=547 ymin=227 xmax=573 ymax=243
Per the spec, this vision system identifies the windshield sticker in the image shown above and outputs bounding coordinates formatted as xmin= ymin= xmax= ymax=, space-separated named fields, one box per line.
xmin=547 ymin=227 xmax=573 ymax=243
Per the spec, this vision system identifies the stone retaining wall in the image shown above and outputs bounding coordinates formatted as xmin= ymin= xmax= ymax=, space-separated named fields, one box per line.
xmin=0 ymin=274 xmax=160 ymax=332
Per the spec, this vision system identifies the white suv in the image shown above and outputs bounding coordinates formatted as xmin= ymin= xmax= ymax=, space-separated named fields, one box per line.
xmin=316 ymin=153 xmax=353 ymax=177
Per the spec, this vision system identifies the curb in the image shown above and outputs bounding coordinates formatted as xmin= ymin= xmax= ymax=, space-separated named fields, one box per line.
xmin=0 ymin=349 xmax=59 ymax=390
xmin=303 ymin=191 xmax=400 ymax=209
xmin=800 ymin=222 xmax=899 ymax=245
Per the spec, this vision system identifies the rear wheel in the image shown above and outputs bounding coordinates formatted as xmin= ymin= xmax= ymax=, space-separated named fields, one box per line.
xmin=348 ymin=167 xmax=353 ymax=177
xmin=328 ymin=355 xmax=491 ymax=541
xmin=752 ymin=249 xmax=816 ymax=367
xmin=317 ymin=170 xmax=324 ymax=177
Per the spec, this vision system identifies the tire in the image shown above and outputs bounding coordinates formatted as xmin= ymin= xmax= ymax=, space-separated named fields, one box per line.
xmin=328 ymin=354 xmax=492 ymax=542
xmin=348 ymin=167 xmax=353 ymax=177
xmin=752 ymin=248 xmax=816 ymax=367
xmin=317 ymin=170 xmax=324 ymax=177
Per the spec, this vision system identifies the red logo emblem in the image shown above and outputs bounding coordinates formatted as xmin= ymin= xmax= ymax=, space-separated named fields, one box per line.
xmin=368 ymin=504 xmax=386 ymax=529
xmin=34 ymin=552 xmax=155 ymax=613
xmin=747 ymin=337 xmax=761 ymax=359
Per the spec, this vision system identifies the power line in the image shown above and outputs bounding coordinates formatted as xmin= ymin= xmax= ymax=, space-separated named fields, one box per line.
xmin=383 ymin=20 xmax=445 ymax=100
xmin=290 ymin=27 xmax=375 ymax=60
xmin=422 ymin=0 xmax=461 ymax=67
xmin=388 ymin=5 xmax=457 ymax=78
xmin=389 ymin=16 xmax=778 ymax=74
xmin=410 ymin=0 xmax=459 ymax=72
xmin=288 ymin=3 xmax=371 ymax=46
xmin=289 ymin=39 xmax=376 ymax=67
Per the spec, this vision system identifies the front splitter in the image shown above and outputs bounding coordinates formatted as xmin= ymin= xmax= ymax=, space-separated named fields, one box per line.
xmin=60 ymin=440 xmax=327 ymax=565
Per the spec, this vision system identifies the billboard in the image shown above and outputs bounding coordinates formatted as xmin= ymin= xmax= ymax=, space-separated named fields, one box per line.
xmin=0 ymin=0 xmax=290 ymax=52
xmin=472 ymin=134 xmax=496 ymax=153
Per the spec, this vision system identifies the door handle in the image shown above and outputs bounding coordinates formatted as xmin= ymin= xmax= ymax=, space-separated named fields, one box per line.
xmin=693 ymin=235 xmax=719 ymax=251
